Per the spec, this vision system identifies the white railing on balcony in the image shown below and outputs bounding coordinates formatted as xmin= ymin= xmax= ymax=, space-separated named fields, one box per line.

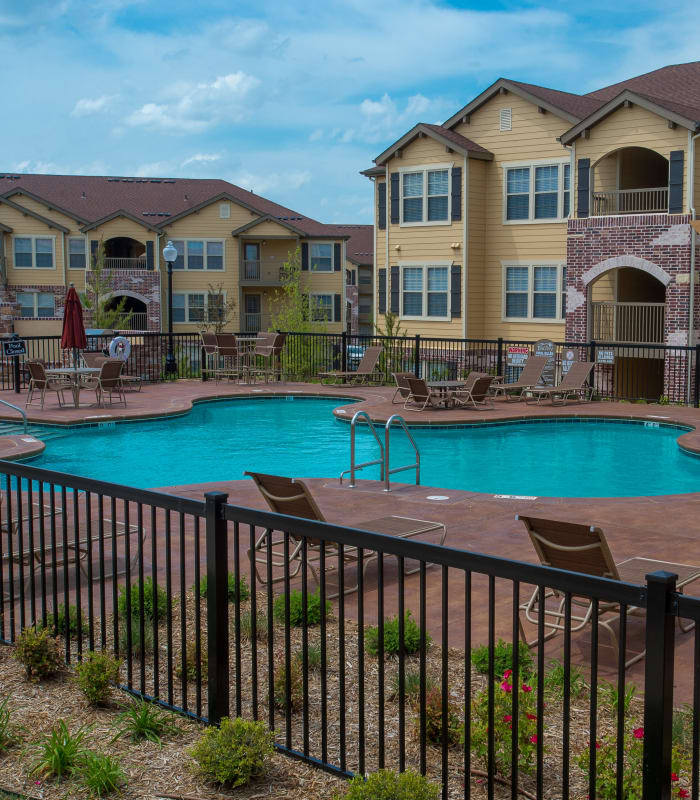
xmin=591 ymin=187 xmax=668 ymax=216
xmin=243 ymin=260 xmax=261 ymax=280
xmin=241 ymin=260 xmax=286 ymax=283
xmin=591 ymin=301 xmax=665 ymax=344
xmin=114 ymin=312 xmax=148 ymax=331
xmin=104 ymin=257 xmax=147 ymax=270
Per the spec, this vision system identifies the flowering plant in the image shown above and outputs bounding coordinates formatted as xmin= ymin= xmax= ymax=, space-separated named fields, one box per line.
xmin=464 ymin=670 xmax=541 ymax=777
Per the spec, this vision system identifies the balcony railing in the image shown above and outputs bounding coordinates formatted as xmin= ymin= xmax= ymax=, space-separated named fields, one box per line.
xmin=104 ymin=257 xmax=147 ymax=270
xmin=591 ymin=301 xmax=665 ymax=344
xmin=241 ymin=260 xmax=285 ymax=284
xmin=591 ymin=187 xmax=668 ymax=216
xmin=114 ymin=312 xmax=148 ymax=331
xmin=242 ymin=313 xmax=274 ymax=333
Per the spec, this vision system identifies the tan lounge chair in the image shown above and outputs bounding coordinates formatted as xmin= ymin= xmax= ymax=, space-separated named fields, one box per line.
xmin=403 ymin=377 xmax=451 ymax=411
xmin=492 ymin=355 xmax=548 ymax=401
xmin=526 ymin=361 xmax=594 ymax=405
xmin=392 ymin=372 xmax=417 ymax=404
xmin=245 ymin=471 xmax=446 ymax=597
xmin=453 ymin=375 xmax=494 ymax=410
xmin=80 ymin=359 xmax=126 ymax=407
xmin=516 ymin=514 xmax=700 ymax=668
xmin=214 ymin=333 xmax=243 ymax=381
xmin=319 ymin=345 xmax=382 ymax=385
xmin=25 ymin=360 xmax=73 ymax=409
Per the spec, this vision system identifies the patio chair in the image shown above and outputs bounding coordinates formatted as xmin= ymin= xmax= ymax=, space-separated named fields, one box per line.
xmin=453 ymin=375 xmax=495 ymax=410
xmin=319 ymin=345 xmax=382 ymax=385
xmin=269 ymin=332 xmax=288 ymax=382
xmin=516 ymin=514 xmax=700 ymax=668
xmin=248 ymin=332 xmax=277 ymax=383
xmin=81 ymin=352 xmax=108 ymax=369
xmin=403 ymin=376 xmax=450 ymax=411
xmin=80 ymin=359 xmax=126 ymax=407
xmin=200 ymin=331 xmax=219 ymax=378
xmin=492 ymin=356 xmax=548 ymax=401
xmin=525 ymin=361 xmax=594 ymax=405
xmin=391 ymin=372 xmax=416 ymax=404
xmin=215 ymin=333 xmax=243 ymax=381
xmin=245 ymin=471 xmax=446 ymax=597
xmin=25 ymin=360 xmax=73 ymax=409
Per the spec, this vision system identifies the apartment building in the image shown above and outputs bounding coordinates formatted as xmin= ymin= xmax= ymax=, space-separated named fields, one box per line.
xmin=0 ymin=174 xmax=366 ymax=337
xmin=363 ymin=61 xmax=700 ymax=397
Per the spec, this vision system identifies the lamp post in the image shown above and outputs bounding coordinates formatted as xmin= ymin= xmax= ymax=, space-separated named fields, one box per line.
xmin=162 ymin=240 xmax=178 ymax=377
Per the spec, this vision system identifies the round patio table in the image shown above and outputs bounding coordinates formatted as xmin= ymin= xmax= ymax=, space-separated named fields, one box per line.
xmin=45 ymin=366 xmax=101 ymax=409
xmin=426 ymin=379 xmax=466 ymax=407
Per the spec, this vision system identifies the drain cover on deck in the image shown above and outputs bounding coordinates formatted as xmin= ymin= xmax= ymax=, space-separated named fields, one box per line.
xmin=426 ymin=495 xmax=449 ymax=500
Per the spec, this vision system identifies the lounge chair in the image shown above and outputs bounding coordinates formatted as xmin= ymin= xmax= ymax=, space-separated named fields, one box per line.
xmin=516 ymin=514 xmax=700 ymax=667
xmin=25 ymin=360 xmax=73 ymax=409
xmin=80 ymin=359 xmax=126 ymax=407
xmin=391 ymin=372 xmax=416 ymax=404
xmin=526 ymin=361 xmax=594 ymax=405
xmin=403 ymin=377 xmax=450 ymax=411
xmin=319 ymin=345 xmax=382 ymax=385
xmin=453 ymin=375 xmax=494 ymax=410
xmin=492 ymin=356 xmax=548 ymax=401
xmin=245 ymin=471 xmax=446 ymax=596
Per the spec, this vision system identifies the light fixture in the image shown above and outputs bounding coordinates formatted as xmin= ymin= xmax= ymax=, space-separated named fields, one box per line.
xmin=162 ymin=241 xmax=178 ymax=377
xmin=394 ymin=244 xmax=401 ymax=251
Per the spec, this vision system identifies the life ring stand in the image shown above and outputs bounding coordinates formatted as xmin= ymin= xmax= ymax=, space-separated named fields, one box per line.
xmin=108 ymin=336 xmax=131 ymax=360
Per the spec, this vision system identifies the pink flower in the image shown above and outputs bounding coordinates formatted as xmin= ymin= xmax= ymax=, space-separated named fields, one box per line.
xmin=503 ymin=714 xmax=512 ymax=722
xmin=522 ymin=684 xmax=533 ymax=693
xmin=678 ymin=790 xmax=689 ymax=798
xmin=501 ymin=682 xmax=512 ymax=693
xmin=595 ymin=741 xmax=601 ymax=750
xmin=503 ymin=669 xmax=512 ymax=680
xmin=671 ymin=773 xmax=679 ymax=782
xmin=633 ymin=728 xmax=644 ymax=739
xmin=530 ymin=734 xmax=538 ymax=744
xmin=526 ymin=713 xmax=537 ymax=721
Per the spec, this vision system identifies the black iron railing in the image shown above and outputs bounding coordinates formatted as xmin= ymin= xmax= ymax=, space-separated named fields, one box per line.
xmin=0 ymin=457 xmax=698 ymax=798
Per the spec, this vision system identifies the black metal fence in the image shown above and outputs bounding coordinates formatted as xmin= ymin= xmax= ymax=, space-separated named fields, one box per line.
xmin=1 ymin=457 xmax=699 ymax=798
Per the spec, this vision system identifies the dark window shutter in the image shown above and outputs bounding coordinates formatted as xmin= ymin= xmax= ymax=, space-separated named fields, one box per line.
xmin=450 ymin=265 xmax=461 ymax=319
xmin=301 ymin=242 xmax=309 ymax=270
xmin=377 ymin=182 xmax=387 ymax=230
xmin=334 ymin=293 xmax=341 ymax=322
xmin=577 ymin=158 xmax=590 ymax=218
xmin=333 ymin=242 xmax=341 ymax=271
xmin=145 ymin=240 xmax=154 ymax=271
xmin=669 ymin=150 xmax=684 ymax=214
xmin=451 ymin=166 xmax=462 ymax=221
xmin=390 ymin=173 xmax=400 ymax=224
xmin=378 ymin=268 xmax=387 ymax=314
xmin=90 ymin=240 xmax=99 ymax=268
xmin=390 ymin=265 xmax=399 ymax=314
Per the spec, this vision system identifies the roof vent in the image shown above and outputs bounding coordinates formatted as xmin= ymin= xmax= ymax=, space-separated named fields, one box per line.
xmin=163 ymin=179 xmax=175 ymax=184
xmin=499 ymin=108 xmax=512 ymax=131
xmin=150 ymin=179 xmax=161 ymax=183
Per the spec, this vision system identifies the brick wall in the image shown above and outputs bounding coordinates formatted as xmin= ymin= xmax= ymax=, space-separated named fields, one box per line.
xmin=87 ymin=269 xmax=162 ymax=331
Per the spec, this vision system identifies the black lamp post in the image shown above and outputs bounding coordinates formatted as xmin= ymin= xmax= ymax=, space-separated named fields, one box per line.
xmin=163 ymin=240 xmax=178 ymax=377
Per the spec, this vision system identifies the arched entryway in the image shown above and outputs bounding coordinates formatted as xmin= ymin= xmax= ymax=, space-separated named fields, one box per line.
xmin=591 ymin=147 xmax=669 ymax=215
xmin=105 ymin=294 xmax=148 ymax=331
xmin=104 ymin=237 xmax=146 ymax=269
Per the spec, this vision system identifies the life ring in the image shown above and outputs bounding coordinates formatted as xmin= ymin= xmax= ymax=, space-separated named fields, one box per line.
xmin=108 ymin=336 xmax=131 ymax=360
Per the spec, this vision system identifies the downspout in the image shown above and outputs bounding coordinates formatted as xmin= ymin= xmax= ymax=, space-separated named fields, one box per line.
xmin=385 ymin=164 xmax=390 ymax=321
xmin=462 ymin=155 xmax=468 ymax=339
xmin=61 ymin=231 xmax=68 ymax=288
xmin=560 ymin=140 xmax=574 ymax=333
xmin=687 ymin=130 xmax=700 ymax=401
xmin=371 ymin=177 xmax=377 ymax=332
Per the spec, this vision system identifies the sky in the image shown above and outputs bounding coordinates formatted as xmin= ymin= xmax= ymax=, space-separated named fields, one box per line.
xmin=1 ymin=0 xmax=700 ymax=225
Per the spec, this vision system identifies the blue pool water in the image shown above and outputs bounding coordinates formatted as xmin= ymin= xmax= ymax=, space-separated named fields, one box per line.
xmin=23 ymin=396 xmax=700 ymax=497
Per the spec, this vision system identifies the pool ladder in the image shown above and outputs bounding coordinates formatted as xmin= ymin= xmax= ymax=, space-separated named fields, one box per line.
xmin=338 ymin=410 xmax=420 ymax=492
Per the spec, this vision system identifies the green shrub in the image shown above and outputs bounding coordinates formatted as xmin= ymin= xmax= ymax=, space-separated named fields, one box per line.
xmin=273 ymin=588 xmax=331 ymax=627
xmin=334 ymin=769 xmax=439 ymax=799
xmin=31 ymin=720 xmax=89 ymax=781
xmin=190 ymin=717 xmax=274 ymax=788
xmin=599 ymin=680 xmax=637 ymax=717
xmin=53 ymin=603 xmax=88 ymax=639
xmin=117 ymin=577 xmax=167 ymax=622
xmin=240 ymin=609 xmax=268 ymax=642
xmin=417 ymin=686 xmax=460 ymax=746
xmin=294 ymin=643 xmax=322 ymax=672
xmin=198 ymin=573 xmax=250 ymax=603
xmin=117 ymin=615 xmax=154 ymax=656
xmin=16 ymin=626 xmax=62 ymax=681
xmin=273 ymin=657 xmax=303 ymax=711
xmin=78 ymin=751 xmax=125 ymax=797
xmin=0 ymin=697 xmax=18 ymax=752
xmin=365 ymin=612 xmax=426 ymax=657
xmin=112 ymin=698 xmax=180 ymax=746
xmin=470 ymin=638 xmax=534 ymax=679
xmin=544 ymin=659 xmax=587 ymax=700
xmin=74 ymin=651 xmax=121 ymax=706
xmin=390 ymin=669 xmax=438 ymax=705
xmin=176 ymin=637 xmax=208 ymax=684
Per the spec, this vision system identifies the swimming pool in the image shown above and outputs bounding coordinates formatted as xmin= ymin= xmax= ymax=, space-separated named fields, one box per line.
xmin=22 ymin=396 xmax=700 ymax=497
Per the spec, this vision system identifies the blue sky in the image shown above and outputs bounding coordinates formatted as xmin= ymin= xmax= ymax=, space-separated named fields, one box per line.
xmin=1 ymin=0 xmax=699 ymax=223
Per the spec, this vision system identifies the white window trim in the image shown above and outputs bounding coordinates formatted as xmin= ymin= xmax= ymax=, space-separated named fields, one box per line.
xmin=502 ymin=157 xmax=570 ymax=225
xmin=501 ymin=261 xmax=566 ymax=323
xmin=171 ymin=238 xmax=226 ymax=271
xmin=16 ymin=290 xmax=55 ymax=318
xmin=308 ymin=241 xmax=334 ymax=272
xmin=309 ymin=292 xmax=337 ymax=322
xmin=398 ymin=261 xmax=452 ymax=321
xmin=173 ymin=290 xmax=226 ymax=324
xmin=67 ymin=235 xmax=88 ymax=270
xmin=398 ymin=163 xmax=453 ymax=227
xmin=12 ymin=235 xmax=57 ymax=270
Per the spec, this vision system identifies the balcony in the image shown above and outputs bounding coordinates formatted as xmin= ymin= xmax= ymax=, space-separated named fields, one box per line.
xmin=591 ymin=301 xmax=665 ymax=344
xmin=241 ymin=260 xmax=285 ymax=285
xmin=591 ymin=187 xmax=668 ymax=216
xmin=114 ymin=312 xmax=148 ymax=331
xmin=105 ymin=257 xmax=147 ymax=270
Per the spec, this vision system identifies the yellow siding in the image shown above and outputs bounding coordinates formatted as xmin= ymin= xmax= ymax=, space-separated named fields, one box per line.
xmin=15 ymin=319 xmax=63 ymax=337
xmin=590 ymin=270 xmax=616 ymax=302
xmin=88 ymin=217 xmax=154 ymax=248
xmin=467 ymin=158 xmax=486 ymax=337
xmin=242 ymin=220 xmax=300 ymax=236
xmin=594 ymin=152 xmax=618 ymax=193
xmin=0 ymin=203 xmax=65 ymax=286
xmin=4 ymin=195 xmax=82 ymax=231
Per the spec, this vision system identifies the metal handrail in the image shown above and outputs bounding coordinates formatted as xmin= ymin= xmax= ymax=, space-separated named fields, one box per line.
xmin=384 ymin=414 xmax=420 ymax=492
xmin=0 ymin=398 xmax=28 ymax=433
xmin=339 ymin=410 xmax=384 ymax=487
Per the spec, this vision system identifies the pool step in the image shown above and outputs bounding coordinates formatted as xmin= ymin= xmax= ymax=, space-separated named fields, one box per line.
xmin=0 ymin=422 xmax=66 ymax=442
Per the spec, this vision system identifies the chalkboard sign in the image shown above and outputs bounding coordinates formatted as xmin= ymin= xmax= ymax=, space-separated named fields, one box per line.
xmin=534 ymin=339 xmax=556 ymax=386
xmin=2 ymin=338 xmax=26 ymax=357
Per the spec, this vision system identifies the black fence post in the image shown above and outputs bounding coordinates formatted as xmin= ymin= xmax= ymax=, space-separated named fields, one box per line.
xmin=13 ymin=356 xmax=21 ymax=394
xmin=205 ymin=491 xmax=229 ymax=725
xmin=642 ymin=570 xmax=677 ymax=800
xmin=201 ymin=346 xmax=208 ymax=382
xmin=694 ymin=343 xmax=700 ymax=408
xmin=414 ymin=334 xmax=421 ymax=378
xmin=341 ymin=331 xmax=347 ymax=373
xmin=496 ymin=337 xmax=503 ymax=379
xmin=589 ymin=339 xmax=597 ymax=365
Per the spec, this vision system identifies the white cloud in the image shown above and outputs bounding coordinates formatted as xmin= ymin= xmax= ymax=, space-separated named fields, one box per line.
xmin=309 ymin=128 xmax=324 ymax=142
xmin=229 ymin=169 xmax=312 ymax=195
xmin=71 ymin=95 xmax=114 ymax=117
xmin=181 ymin=152 xmax=222 ymax=167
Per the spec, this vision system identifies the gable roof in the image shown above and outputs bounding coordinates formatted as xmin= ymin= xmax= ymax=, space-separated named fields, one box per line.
xmin=373 ymin=122 xmax=493 ymax=166
xmin=0 ymin=221 xmax=12 ymax=233
xmin=81 ymin=209 xmax=163 ymax=233
xmin=0 ymin=196 xmax=70 ymax=233
xmin=586 ymin=61 xmax=700 ymax=109
xmin=232 ymin=214 xmax=309 ymax=237
xmin=1 ymin=187 xmax=91 ymax=225
xmin=331 ymin=225 xmax=373 ymax=266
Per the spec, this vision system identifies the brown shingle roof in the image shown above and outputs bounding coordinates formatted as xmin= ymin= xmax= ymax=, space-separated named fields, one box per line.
xmin=420 ymin=124 xmax=493 ymax=156
xmin=330 ymin=225 xmax=373 ymax=266
xmin=587 ymin=62 xmax=700 ymax=110
xmin=506 ymin=80 xmax=603 ymax=119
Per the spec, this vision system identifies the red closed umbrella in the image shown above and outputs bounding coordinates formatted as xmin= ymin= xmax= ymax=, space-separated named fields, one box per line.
xmin=61 ymin=285 xmax=87 ymax=370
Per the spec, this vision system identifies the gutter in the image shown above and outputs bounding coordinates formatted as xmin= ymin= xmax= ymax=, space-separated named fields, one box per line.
xmin=462 ymin=155 xmax=468 ymax=338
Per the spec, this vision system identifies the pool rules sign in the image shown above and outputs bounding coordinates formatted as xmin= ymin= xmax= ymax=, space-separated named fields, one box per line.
xmin=534 ymin=339 xmax=556 ymax=385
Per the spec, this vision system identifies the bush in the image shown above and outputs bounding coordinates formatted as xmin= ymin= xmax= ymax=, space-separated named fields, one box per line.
xmin=117 ymin=615 xmax=154 ymax=656
xmin=198 ymin=573 xmax=250 ymax=603
xmin=240 ymin=609 xmax=268 ymax=642
xmin=334 ymin=769 xmax=439 ymax=799
xmin=16 ymin=626 xmax=62 ymax=681
xmin=0 ymin=697 xmax=18 ymax=752
xmin=417 ymin=686 xmax=461 ymax=746
xmin=273 ymin=588 xmax=331 ymax=627
xmin=190 ymin=716 xmax=274 ymax=788
xmin=53 ymin=603 xmax=88 ymax=639
xmin=78 ymin=751 xmax=125 ymax=796
xmin=365 ymin=612 xmax=426 ymax=657
xmin=598 ymin=680 xmax=637 ymax=717
xmin=390 ymin=669 xmax=438 ymax=705
xmin=112 ymin=698 xmax=180 ymax=746
xmin=74 ymin=651 xmax=121 ymax=706
xmin=176 ymin=637 xmax=208 ymax=684
xmin=544 ymin=659 xmax=587 ymax=700
xmin=294 ymin=643 xmax=322 ymax=672
xmin=470 ymin=639 xmax=534 ymax=679
xmin=31 ymin=720 xmax=90 ymax=781
xmin=117 ymin=577 xmax=167 ymax=622
xmin=273 ymin=657 xmax=303 ymax=711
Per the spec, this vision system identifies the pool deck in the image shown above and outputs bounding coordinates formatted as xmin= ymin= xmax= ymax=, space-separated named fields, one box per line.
xmin=2 ymin=379 xmax=700 ymax=689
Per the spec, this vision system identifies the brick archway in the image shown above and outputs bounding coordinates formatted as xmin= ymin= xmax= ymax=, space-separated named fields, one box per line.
xmin=582 ymin=255 xmax=672 ymax=288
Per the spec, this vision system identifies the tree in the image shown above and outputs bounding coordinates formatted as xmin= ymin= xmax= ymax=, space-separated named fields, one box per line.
xmin=201 ymin=283 xmax=236 ymax=333
xmin=374 ymin=310 xmax=408 ymax=378
xmin=80 ymin=240 xmax=132 ymax=329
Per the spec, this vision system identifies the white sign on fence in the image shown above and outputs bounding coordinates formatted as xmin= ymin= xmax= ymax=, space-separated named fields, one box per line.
xmin=597 ymin=349 xmax=615 ymax=365
xmin=562 ymin=348 xmax=577 ymax=375
xmin=506 ymin=345 xmax=529 ymax=368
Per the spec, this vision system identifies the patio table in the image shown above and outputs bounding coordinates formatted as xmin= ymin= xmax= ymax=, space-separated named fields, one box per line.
xmin=427 ymin=379 xmax=466 ymax=407
xmin=45 ymin=366 xmax=101 ymax=409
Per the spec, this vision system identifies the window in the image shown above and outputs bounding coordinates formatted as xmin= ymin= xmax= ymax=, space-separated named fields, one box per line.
xmin=503 ymin=263 xmax=566 ymax=321
xmin=401 ymin=264 xmax=450 ymax=319
xmin=68 ymin=238 xmax=86 ymax=269
xmin=400 ymin=166 xmax=450 ymax=224
xmin=170 ymin=240 xmax=224 ymax=270
xmin=310 ymin=243 xmax=332 ymax=271
xmin=17 ymin=292 xmax=54 ymax=318
xmin=504 ymin=160 xmax=570 ymax=222
xmin=172 ymin=292 xmax=216 ymax=323
xmin=309 ymin=294 xmax=333 ymax=321
xmin=13 ymin=236 xmax=54 ymax=269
